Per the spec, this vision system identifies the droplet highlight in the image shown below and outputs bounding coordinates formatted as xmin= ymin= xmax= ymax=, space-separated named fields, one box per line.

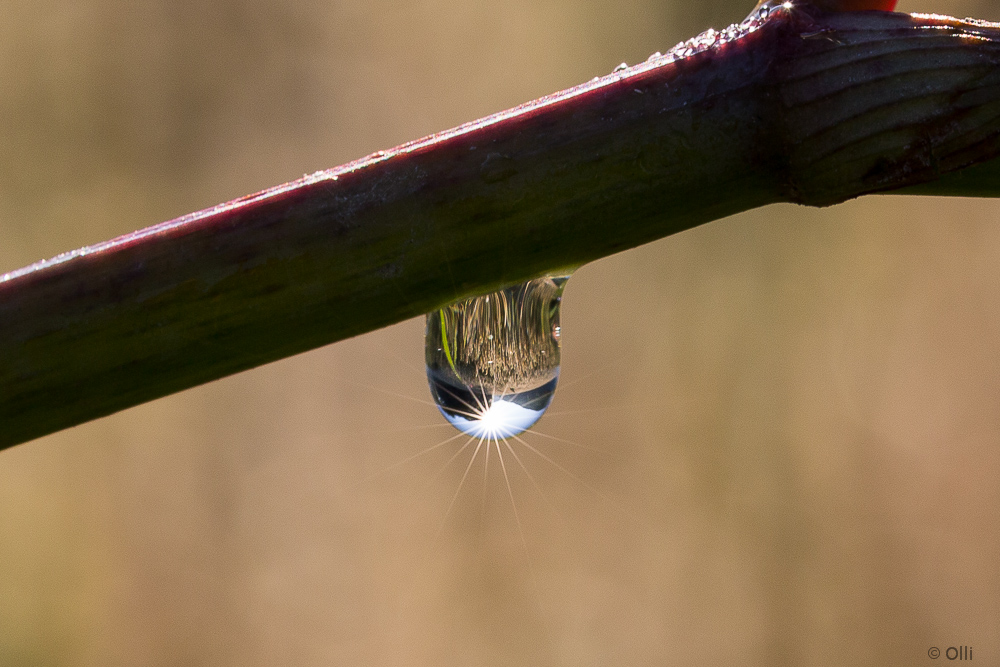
xmin=425 ymin=275 xmax=569 ymax=438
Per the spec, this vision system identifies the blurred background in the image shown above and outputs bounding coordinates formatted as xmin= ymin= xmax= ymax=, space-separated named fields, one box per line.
xmin=2 ymin=0 xmax=999 ymax=665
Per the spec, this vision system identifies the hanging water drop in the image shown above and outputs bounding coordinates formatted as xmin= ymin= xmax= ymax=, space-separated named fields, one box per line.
xmin=425 ymin=275 xmax=569 ymax=438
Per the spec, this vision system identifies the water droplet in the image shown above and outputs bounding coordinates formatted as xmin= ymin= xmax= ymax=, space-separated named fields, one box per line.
xmin=613 ymin=62 xmax=628 ymax=72
xmin=745 ymin=0 xmax=788 ymax=25
xmin=698 ymin=28 xmax=720 ymax=47
xmin=425 ymin=275 xmax=569 ymax=438
xmin=646 ymin=51 xmax=662 ymax=61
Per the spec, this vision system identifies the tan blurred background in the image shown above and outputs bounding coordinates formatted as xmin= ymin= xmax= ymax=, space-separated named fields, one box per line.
xmin=2 ymin=0 xmax=1000 ymax=665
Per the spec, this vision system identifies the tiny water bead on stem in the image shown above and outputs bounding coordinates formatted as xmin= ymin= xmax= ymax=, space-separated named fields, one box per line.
xmin=755 ymin=0 xmax=897 ymax=11
xmin=425 ymin=276 xmax=569 ymax=438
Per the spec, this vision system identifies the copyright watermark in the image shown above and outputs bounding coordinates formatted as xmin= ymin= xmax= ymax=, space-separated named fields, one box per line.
xmin=928 ymin=646 xmax=973 ymax=660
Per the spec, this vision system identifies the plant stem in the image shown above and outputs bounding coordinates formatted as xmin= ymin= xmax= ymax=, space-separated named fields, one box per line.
xmin=3 ymin=6 xmax=1000 ymax=450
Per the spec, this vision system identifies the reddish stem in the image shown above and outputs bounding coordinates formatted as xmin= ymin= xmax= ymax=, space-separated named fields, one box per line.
xmin=1 ymin=6 xmax=999 ymax=449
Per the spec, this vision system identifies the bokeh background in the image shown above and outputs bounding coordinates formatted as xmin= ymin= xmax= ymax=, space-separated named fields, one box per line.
xmin=2 ymin=0 xmax=999 ymax=665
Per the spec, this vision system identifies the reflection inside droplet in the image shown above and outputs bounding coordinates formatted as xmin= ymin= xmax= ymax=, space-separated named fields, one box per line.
xmin=425 ymin=275 xmax=569 ymax=438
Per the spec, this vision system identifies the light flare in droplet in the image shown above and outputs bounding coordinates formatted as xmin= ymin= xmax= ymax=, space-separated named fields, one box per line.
xmin=441 ymin=395 xmax=548 ymax=439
